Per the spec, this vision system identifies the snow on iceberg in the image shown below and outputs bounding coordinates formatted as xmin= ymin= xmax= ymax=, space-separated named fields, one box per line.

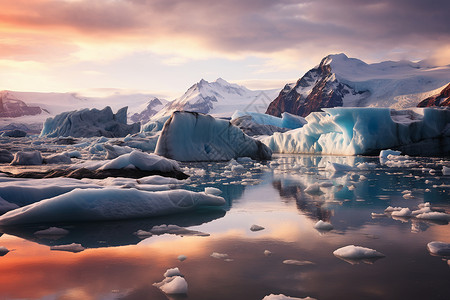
xmin=40 ymin=106 xmax=140 ymax=138
xmin=155 ymin=111 xmax=272 ymax=161
xmin=231 ymin=110 xmax=306 ymax=129
xmin=0 ymin=188 xmax=225 ymax=225
xmin=263 ymin=107 xmax=450 ymax=156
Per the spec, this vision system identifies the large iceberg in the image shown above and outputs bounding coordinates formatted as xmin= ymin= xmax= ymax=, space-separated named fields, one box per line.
xmin=263 ymin=107 xmax=450 ymax=156
xmin=231 ymin=111 xmax=306 ymax=129
xmin=155 ymin=111 xmax=272 ymax=161
xmin=0 ymin=188 xmax=225 ymax=225
xmin=40 ymin=106 xmax=140 ymax=138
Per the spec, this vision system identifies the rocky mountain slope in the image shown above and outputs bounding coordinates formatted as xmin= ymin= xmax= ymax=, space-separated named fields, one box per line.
xmin=266 ymin=53 xmax=450 ymax=117
xmin=417 ymin=83 xmax=450 ymax=107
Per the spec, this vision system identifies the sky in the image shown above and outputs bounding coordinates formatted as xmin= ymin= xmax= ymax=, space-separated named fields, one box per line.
xmin=1 ymin=0 xmax=450 ymax=99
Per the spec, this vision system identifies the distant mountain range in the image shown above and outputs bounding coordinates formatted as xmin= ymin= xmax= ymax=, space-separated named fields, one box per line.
xmin=151 ymin=78 xmax=279 ymax=120
xmin=266 ymin=53 xmax=450 ymax=117
xmin=2 ymin=53 xmax=450 ymax=133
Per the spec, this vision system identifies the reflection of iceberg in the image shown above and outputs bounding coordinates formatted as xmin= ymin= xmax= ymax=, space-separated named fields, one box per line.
xmin=0 ymin=209 xmax=225 ymax=249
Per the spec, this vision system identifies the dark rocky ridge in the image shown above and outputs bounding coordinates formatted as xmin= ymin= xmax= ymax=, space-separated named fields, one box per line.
xmin=417 ymin=83 xmax=450 ymax=107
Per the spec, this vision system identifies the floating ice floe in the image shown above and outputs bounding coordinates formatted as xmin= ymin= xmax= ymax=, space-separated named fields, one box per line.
xmin=263 ymin=108 xmax=450 ymax=156
xmin=164 ymin=267 xmax=183 ymax=277
xmin=333 ymin=245 xmax=385 ymax=262
xmin=34 ymin=227 xmax=69 ymax=236
xmin=43 ymin=153 xmax=72 ymax=164
xmin=10 ymin=150 xmax=43 ymax=165
xmin=177 ymin=255 xmax=187 ymax=262
xmin=427 ymin=241 xmax=450 ymax=256
xmin=283 ymin=260 xmax=315 ymax=266
xmin=149 ymin=224 xmax=209 ymax=237
xmin=304 ymin=183 xmax=323 ymax=195
xmin=379 ymin=149 xmax=401 ymax=159
xmin=325 ymin=162 xmax=353 ymax=173
xmin=416 ymin=212 xmax=450 ymax=221
xmin=0 ymin=246 xmax=10 ymax=256
xmin=50 ymin=243 xmax=85 ymax=253
xmin=40 ymin=106 xmax=140 ymax=138
xmin=153 ymin=275 xmax=188 ymax=295
xmin=443 ymin=166 xmax=450 ymax=175
xmin=155 ymin=111 xmax=272 ymax=161
xmin=264 ymin=250 xmax=272 ymax=256
xmin=391 ymin=208 xmax=412 ymax=217
xmin=0 ymin=188 xmax=225 ymax=225
xmin=314 ymin=220 xmax=334 ymax=231
xmin=262 ymin=294 xmax=316 ymax=300
xmin=250 ymin=224 xmax=265 ymax=231
xmin=134 ymin=229 xmax=153 ymax=238
xmin=211 ymin=252 xmax=232 ymax=261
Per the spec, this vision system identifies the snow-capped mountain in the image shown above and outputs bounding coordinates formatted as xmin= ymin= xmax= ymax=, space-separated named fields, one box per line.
xmin=152 ymin=78 xmax=279 ymax=120
xmin=0 ymin=91 xmax=47 ymax=118
xmin=129 ymin=97 xmax=168 ymax=123
xmin=266 ymin=53 xmax=450 ymax=117
xmin=417 ymin=83 xmax=450 ymax=107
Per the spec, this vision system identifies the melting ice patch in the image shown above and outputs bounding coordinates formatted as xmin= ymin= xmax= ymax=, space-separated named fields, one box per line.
xmin=0 ymin=188 xmax=225 ymax=225
xmin=333 ymin=245 xmax=385 ymax=264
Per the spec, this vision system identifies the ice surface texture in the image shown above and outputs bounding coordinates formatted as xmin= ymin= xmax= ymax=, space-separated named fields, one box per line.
xmin=155 ymin=111 xmax=272 ymax=161
xmin=0 ymin=188 xmax=225 ymax=225
xmin=40 ymin=106 xmax=140 ymax=138
xmin=263 ymin=107 xmax=450 ymax=156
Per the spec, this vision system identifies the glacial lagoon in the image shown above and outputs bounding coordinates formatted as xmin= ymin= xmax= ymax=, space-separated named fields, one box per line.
xmin=0 ymin=154 xmax=449 ymax=300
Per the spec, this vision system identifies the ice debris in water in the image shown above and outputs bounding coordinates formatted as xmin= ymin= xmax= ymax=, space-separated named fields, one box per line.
xmin=442 ymin=166 xmax=450 ymax=175
xmin=304 ymin=183 xmax=323 ymax=195
xmin=150 ymin=224 xmax=210 ymax=237
xmin=427 ymin=241 xmax=450 ymax=256
xmin=0 ymin=246 xmax=11 ymax=256
xmin=416 ymin=212 xmax=450 ymax=221
xmin=262 ymin=294 xmax=317 ymax=300
xmin=264 ymin=250 xmax=272 ymax=256
xmin=134 ymin=230 xmax=153 ymax=238
xmin=0 ymin=188 xmax=225 ymax=225
xmin=250 ymin=224 xmax=265 ymax=231
xmin=333 ymin=245 xmax=385 ymax=259
xmin=153 ymin=268 xmax=188 ymax=295
xmin=325 ymin=162 xmax=353 ymax=173
xmin=314 ymin=220 xmax=334 ymax=231
xmin=380 ymin=149 xmax=401 ymax=159
xmin=10 ymin=150 xmax=43 ymax=166
xmin=177 ymin=255 xmax=187 ymax=262
xmin=34 ymin=227 xmax=69 ymax=236
xmin=283 ymin=260 xmax=315 ymax=266
xmin=391 ymin=208 xmax=412 ymax=217
xmin=211 ymin=252 xmax=233 ymax=261
xmin=50 ymin=243 xmax=85 ymax=253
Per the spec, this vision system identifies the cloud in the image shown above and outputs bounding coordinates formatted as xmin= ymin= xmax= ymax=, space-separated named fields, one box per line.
xmin=1 ymin=0 xmax=450 ymax=71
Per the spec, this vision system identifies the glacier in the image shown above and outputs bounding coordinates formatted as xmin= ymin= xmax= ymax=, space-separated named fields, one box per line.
xmin=263 ymin=107 xmax=450 ymax=156
xmin=40 ymin=106 xmax=140 ymax=138
xmin=155 ymin=111 xmax=272 ymax=161
xmin=0 ymin=188 xmax=225 ymax=225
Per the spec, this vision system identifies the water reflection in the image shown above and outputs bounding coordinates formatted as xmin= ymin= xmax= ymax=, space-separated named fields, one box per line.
xmin=0 ymin=209 xmax=225 ymax=249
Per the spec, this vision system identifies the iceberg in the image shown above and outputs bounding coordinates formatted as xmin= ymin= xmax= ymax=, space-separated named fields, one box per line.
xmin=231 ymin=110 xmax=306 ymax=129
xmin=263 ymin=107 xmax=450 ymax=156
xmin=333 ymin=245 xmax=385 ymax=259
xmin=40 ymin=106 xmax=140 ymax=138
xmin=0 ymin=188 xmax=225 ymax=225
xmin=155 ymin=111 xmax=272 ymax=161
xmin=10 ymin=150 xmax=43 ymax=165
xmin=427 ymin=241 xmax=450 ymax=256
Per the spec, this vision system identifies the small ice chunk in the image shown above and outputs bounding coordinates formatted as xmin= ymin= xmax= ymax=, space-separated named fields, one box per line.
xmin=262 ymin=294 xmax=316 ymax=300
xmin=211 ymin=252 xmax=229 ymax=259
xmin=250 ymin=224 xmax=265 ymax=231
xmin=313 ymin=220 xmax=334 ymax=231
xmin=0 ymin=246 xmax=10 ymax=256
xmin=164 ymin=267 xmax=182 ymax=277
xmin=204 ymin=187 xmax=222 ymax=196
xmin=357 ymin=162 xmax=377 ymax=170
xmin=34 ymin=227 xmax=69 ymax=236
xmin=326 ymin=162 xmax=353 ymax=172
xmin=416 ymin=212 xmax=450 ymax=221
xmin=153 ymin=276 xmax=188 ymax=294
xmin=391 ymin=208 xmax=411 ymax=217
xmin=304 ymin=183 xmax=322 ymax=195
xmin=411 ymin=206 xmax=432 ymax=216
xmin=427 ymin=241 xmax=450 ymax=256
xmin=418 ymin=202 xmax=431 ymax=208
xmin=150 ymin=224 xmax=209 ymax=237
xmin=443 ymin=166 xmax=450 ymax=175
xmin=231 ymin=164 xmax=245 ymax=173
xmin=283 ymin=260 xmax=315 ymax=266
xmin=379 ymin=149 xmax=401 ymax=158
xmin=50 ymin=243 xmax=85 ymax=253
xmin=371 ymin=212 xmax=387 ymax=218
xmin=319 ymin=181 xmax=334 ymax=187
xmin=384 ymin=206 xmax=403 ymax=212
xmin=178 ymin=255 xmax=187 ymax=262
xmin=134 ymin=230 xmax=153 ymax=238
xmin=333 ymin=245 xmax=385 ymax=259
xmin=264 ymin=250 xmax=272 ymax=256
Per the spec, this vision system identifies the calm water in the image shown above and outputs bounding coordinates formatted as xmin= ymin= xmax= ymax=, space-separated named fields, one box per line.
xmin=0 ymin=154 xmax=449 ymax=300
